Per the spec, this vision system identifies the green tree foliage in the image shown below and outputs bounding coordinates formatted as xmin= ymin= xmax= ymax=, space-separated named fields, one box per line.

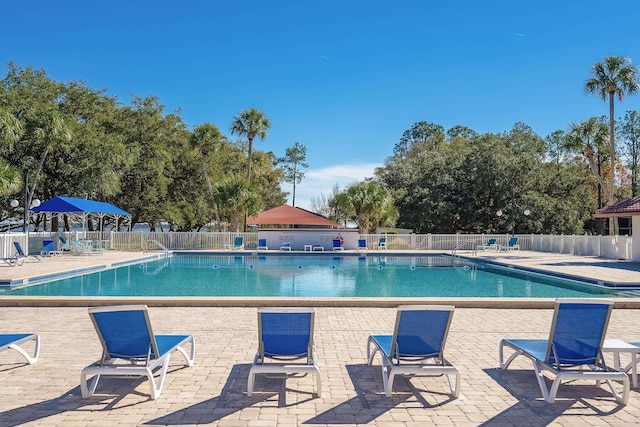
xmin=279 ymin=141 xmax=308 ymax=207
xmin=585 ymin=56 xmax=639 ymax=211
xmin=619 ymin=111 xmax=640 ymax=196
xmin=337 ymin=180 xmax=397 ymax=233
xmin=565 ymin=117 xmax=610 ymax=209
xmin=0 ymin=64 xmax=286 ymax=231
xmin=229 ymin=107 xmax=271 ymax=182
xmin=213 ymin=176 xmax=263 ymax=232
xmin=378 ymin=122 xmax=593 ymax=234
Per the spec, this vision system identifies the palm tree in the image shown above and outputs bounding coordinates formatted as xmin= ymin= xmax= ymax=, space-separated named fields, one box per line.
xmin=565 ymin=118 xmax=610 ymax=207
xmin=0 ymin=159 xmax=22 ymax=196
xmin=213 ymin=176 xmax=262 ymax=232
xmin=342 ymin=181 xmax=398 ymax=233
xmin=191 ymin=123 xmax=225 ymax=229
xmin=229 ymin=108 xmax=271 ymax=182
xmin=29 ymin=111 xmax=72 ymax=210
xmin=0 ymin=109 xmax=24 ymax=151
xmin=585 ymin=56 xmax=639 ymax=219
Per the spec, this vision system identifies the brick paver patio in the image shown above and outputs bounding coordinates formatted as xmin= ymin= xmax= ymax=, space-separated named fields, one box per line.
xmin=1 ymin=305 xmax=640 ymax=426
xmin=2 ymin=250 xmax=640 ymax=426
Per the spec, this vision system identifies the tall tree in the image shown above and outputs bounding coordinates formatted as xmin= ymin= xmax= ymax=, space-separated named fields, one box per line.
xmin=619 ymin=110 xmax=640 ymax=196
xmin=279 ymin=142 xmax=308 ymax=207
xmin=585 ymin=56 xmax=639 ymax=217
xmin=565 ymin=118 xmax=610 ymax=210
xmin=229 ymin=107 xmax=271 ymax=182
xmin=213 ymin=176 xmax=262 ymax=232
xmin=191 ymin=123 xmax=225 ymax=228
xmin=340 ymin=180 xmax=398 ymax=233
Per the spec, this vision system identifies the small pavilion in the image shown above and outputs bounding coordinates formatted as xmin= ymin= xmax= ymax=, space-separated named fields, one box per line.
xmin=247 ymin=204 xmax=356 ymax=250
xmin=593 ymin=196 xmax=640 ymax=261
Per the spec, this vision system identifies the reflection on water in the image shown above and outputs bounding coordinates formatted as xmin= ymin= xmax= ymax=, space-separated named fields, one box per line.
xmin=0 ymin=255 xmax=622 ymax=298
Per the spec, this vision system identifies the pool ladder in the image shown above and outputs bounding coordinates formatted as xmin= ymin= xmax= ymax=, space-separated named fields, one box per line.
xmin=452 ymin=241 xmax=476 ymax=256
xmin=144 ymin=239 xmax=170 ymax=255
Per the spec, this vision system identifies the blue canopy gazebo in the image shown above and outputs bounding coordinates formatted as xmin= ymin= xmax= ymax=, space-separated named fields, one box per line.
xmin=30 ymin=196 xmax=131 ymax=232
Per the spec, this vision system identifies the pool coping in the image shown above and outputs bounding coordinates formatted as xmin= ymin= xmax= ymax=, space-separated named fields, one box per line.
xmin=2 ymin=250 xmax=640 ymax=308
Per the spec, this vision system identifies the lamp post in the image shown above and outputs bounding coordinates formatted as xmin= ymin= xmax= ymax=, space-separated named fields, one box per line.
xmin=496 ymin=207 xmax=530 ymax=235
xmin=9 ymin=197 xmax=41 ymax=233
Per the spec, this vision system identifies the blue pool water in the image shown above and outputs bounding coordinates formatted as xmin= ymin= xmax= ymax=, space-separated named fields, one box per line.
xmin=0 ymin=254 xmax=628 ymax=298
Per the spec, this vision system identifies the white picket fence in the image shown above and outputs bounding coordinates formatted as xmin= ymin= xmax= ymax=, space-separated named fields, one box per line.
xmin=3 ymin=231 xmax=632 ymax=261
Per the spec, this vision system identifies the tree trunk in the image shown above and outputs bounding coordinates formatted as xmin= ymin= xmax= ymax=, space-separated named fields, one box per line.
xmin=608 ymin=92 xmax=618 ymax=236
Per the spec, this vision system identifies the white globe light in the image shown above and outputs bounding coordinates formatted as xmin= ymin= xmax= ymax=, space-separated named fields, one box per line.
xmin=524 ymin=209 xmax=531 ymax=216
xmin=10 ymin=199 xmax=19 ymax=208
xmin=31 ymin=199 xmax=41 ymax=208
xmin=496 ymin=210 xmax=503 ymax=217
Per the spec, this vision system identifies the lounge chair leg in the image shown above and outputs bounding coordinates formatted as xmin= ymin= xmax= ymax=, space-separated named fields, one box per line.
xmin=499 ymin=340 xmax=523 ymax=370
xmin=381 ymin=362 xmax=394 ymax=397
xmin=247 ymin=370 xmax=255 ymax=397
xmin=8 ymin=334 xmax=40 ymax=364
xmin=366 ymin=337 xmax=379 ymax=366
xmin=148 ymin=353 xmax=172 ymax=400
xmin=604 ymin=377 xmax=630 ymax=405
xmin=81 ymin=373 xmax=101 ymax=398
xmin=447 ymin=371 xmax=461 ymax=398
xmin=174 ymin=337 xmax=196 ymax=367
xmin=315 ymin=369 xmax=322 ymax=397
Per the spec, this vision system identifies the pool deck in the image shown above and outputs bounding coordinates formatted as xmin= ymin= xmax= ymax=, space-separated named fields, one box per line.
xmin=2 ymin=250 xmax=640 ymax=425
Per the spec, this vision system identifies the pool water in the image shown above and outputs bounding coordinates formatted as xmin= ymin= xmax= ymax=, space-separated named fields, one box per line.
xmin=0 ymin=254 xmax=626 ymax=298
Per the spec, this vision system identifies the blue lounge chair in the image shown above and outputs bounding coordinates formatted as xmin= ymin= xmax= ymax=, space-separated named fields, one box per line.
xmin=229 ymin=236 xmax=244 ymax=250
xmin=477 ymin=238 xmax=497 ymax=251
xmin=0 ymin=333 xmax=40 ymax=364
xmin=499 ymin=237 xmax=519 ymax=251
xmin=58 ymin=236 xmax=71 ymax=252
xmin=257 ymin=238 xmax=268 ymax=251
xmin=41 ymin=239 xmax=62 ymax=257
xmin=367 ymin=305 xmax=460 ymax=398
xmin=357 ymin=239 xmax=367 ymax=251
xmin=499 ymin=299 xmax=629 ymax=404
xmin=81 ymin=305 xmax=195 ymax=400
xmin=248 ymin=308 xmax=321 ymax=397
xmin=374 ymin=237 xmax=387 ymax=250
xmin=13 ymin=242 xmax=40 ymax=262
xmin=332 ymin=239 xmax=344 ymax=251
xmin=279 ymin=242 xmax=292 ymax=251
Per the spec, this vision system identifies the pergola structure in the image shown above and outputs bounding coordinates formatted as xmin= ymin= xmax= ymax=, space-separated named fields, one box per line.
xmin=31 ymin=196 xmax=131 ymax=232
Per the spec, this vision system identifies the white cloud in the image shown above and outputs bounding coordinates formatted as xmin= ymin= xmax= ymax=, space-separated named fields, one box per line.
xmin=283 ymin=163 xmax=382 ymax=210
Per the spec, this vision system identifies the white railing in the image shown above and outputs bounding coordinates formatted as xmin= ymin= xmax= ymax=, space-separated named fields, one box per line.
xmin=0 ymin=232 xmax=633 ymax=260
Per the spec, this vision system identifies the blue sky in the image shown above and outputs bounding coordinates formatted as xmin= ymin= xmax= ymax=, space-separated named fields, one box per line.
xmin=3 ymin=1 xmax=640 ymax=209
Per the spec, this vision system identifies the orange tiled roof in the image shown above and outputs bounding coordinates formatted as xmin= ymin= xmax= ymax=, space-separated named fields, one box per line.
xmin=247 ymin=204 xmax=339 ymax=227
xmin=593 ymin=196 xmax=640 ymax=218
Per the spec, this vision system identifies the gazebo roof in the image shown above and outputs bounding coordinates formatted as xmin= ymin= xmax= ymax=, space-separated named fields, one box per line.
xmin=593 ymin=196 xmax=640 ymax=218
xmin=247 ymin=204 xmax=339 ymax=227
xmin=31 ymin=196 xmax=130 ymax=216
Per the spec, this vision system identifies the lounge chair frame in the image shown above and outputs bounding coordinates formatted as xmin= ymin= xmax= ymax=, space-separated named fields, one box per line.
xmin=41 ymin=239 xmax=63 ymax=257
xmin=0 ymin=333 xmax=40 ymax=364
xmin=367 ymin=305 xmax=460 ymax=398
xmin=279 ymin=242 xmax=292 ymax=251
xmin=499 ymin=237 xmax=519 ymax=251
xmin=477 ymin=238 xmax=497 ymax=251
xmin=13 ymin=242 xmax=41 ymax=262
xmin=257 ymin=238 xmax=268 ymax=251
xmin=374 ymin=237 xmax=387 ymax=250
xmin=228 ymin=236 xmax=244 ymax=250
xmin=81 ymin=305 xmax=195 ymax=400
xmin=248 ymin=307 xmax=321 ymax=397
xmin=499 ymin=298 xmax=629 ymax=404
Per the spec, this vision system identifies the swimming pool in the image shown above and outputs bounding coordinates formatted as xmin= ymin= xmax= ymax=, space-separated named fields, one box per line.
xmin=0 ymin=254 xmax=630 ymax=298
